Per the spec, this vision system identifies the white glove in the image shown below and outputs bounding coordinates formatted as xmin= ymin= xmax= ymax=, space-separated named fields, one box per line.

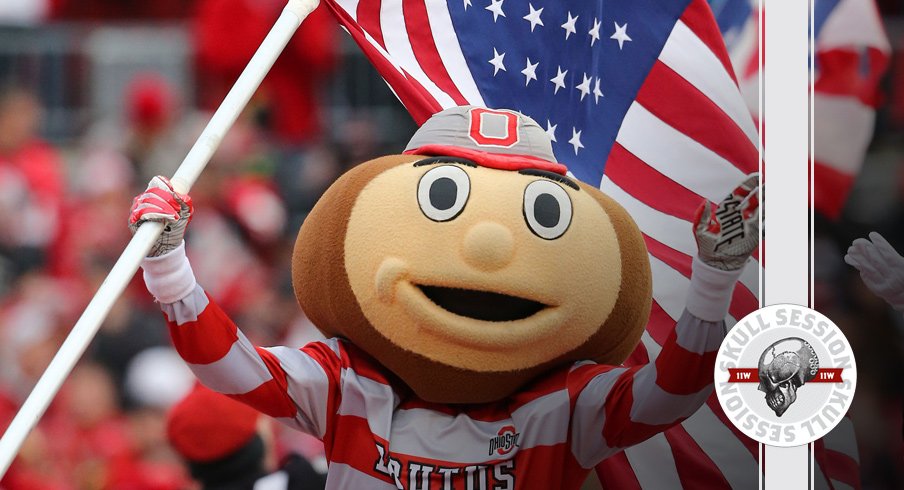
xmin=694 ymin=173 xmax=761 ymax=271
xmin=844 ymin=232 xmax=904 ymax=311
xmin=128 ymin=176 xmax=193 ymax=257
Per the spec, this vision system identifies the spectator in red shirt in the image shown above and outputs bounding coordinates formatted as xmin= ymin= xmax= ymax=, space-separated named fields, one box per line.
xmin=0 ymin=87 xmax=67 ymax=281
xmin=194 ymin=0 xmax=338 ymax=146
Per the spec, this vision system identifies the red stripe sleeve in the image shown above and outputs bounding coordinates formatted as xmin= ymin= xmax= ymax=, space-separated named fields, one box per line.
xmin=654 ymin=329 xmax=717 ymax=395
xmin=600 ymin=368 xmax=677 ymax=448
xmin=167 ymin=293 xmax=238 ymax=365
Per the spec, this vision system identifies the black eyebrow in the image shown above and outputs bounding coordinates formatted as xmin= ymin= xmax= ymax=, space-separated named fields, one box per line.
xmin=413 ymin=156 xmax=478 ymax=167
xmin=518 ymin=168 xmax=580 ymax=191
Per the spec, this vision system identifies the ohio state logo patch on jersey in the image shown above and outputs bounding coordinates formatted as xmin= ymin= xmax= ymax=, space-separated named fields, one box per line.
xmin=714 ymin=304 xmax=856 ymax=447
xmin=468 ymin=108 xmax=520 ymax=148
xmin=488 ymin=425 xmax=521 ymax=456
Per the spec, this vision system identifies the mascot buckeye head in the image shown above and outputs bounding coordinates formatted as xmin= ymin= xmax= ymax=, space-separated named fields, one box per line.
xmin=292 ymin=106 xmax=651 ymax=403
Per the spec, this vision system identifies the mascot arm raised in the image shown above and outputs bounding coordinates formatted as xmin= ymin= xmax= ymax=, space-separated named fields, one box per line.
xmin=569 ymin=174 xmax=760 ymax=466
xmin=129 ymin=176 xmax=334 ymax=438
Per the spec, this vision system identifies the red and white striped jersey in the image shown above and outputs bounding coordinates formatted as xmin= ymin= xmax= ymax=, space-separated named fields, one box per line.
xmin=142 ymin=244 xmax=740 ymax=489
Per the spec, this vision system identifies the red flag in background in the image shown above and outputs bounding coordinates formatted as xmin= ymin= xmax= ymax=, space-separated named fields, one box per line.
xmin=714 ymin=0 xmax=891 ymax=219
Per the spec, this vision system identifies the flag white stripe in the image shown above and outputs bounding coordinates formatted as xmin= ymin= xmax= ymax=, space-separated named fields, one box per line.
xmin=821 ymin=416 xmax=861 ymax=464
xmin=332 ymin=0 xmax=413 ymax=78
xmin=602 ymin=176 xmax=763 ymax=298
xmin=813 ymin=93 xmax=876 ymax=173
xmin=602 ymin=175 xmax=698 ymax=254
xmin=624 ymin=434 xmax=683 ymax=488
xmin=726 ymin=16 xmax=758 ymax=78
xmin=680 ymin=404 xmax=759 ymax=489
xmin=617 ymin=102 xmax=748 ymax=203
xmin=423 ymin=0 xmax=486 ymax=105
xmin=639 ymin=330 xmax=662 ymax=360
xmin=333 ymin=0 xmax=360 ymax=21
xmin=649 ymin=255 xmax=738 ymax=326
xmin=817 ymin=0 xmax=891 ymax=52
xmin=380 ymin=0 xmax=457 ymax=108
xmin=660 ymin=20 xmax=759 ymax=146
xmin=649 ymin=255 xmax=690 ymax=321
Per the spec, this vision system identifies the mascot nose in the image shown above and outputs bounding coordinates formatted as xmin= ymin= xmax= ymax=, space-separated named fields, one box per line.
xmin=462 ymin=221 xmax=515 ymax=271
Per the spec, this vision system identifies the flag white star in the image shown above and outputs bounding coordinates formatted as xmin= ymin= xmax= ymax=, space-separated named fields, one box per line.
xmin=576 ymin=73 xmax=592 ymax=101
xmin=568 ymin=128 xmax=584 ymax=155
xmin=593 ymin=77 xmax=604 ymax=103
xmin=521 ymin=57 xmax=539 ymax=86
xmin=485 ymin=0 xmax=505 ymax=22
xmin=523 ymin=4 xmax=544 ymax=32
xmin=489 ymin=48 xmax=506 ymax=75
xmin=546 ymin=120 xmax=557 ymax=142
xmin=611 ymin=22 xmax=632 ymax=49
xmin=588 ymin=18 xmax=601 ymax=46
xmin=561 ymin=12 xmax=578 ymax=40
xmin=464 ymin=0 xmax=472 ymax=10
xmin=550 ymin=66 xmax=567 ymax=94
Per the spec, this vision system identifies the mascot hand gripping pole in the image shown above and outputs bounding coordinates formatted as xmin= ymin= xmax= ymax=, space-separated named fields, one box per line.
xmin=131 ymin=106 xmax=760 ymax=489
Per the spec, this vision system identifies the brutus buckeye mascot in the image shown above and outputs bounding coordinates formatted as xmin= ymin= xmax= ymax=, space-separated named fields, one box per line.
xmin=130 ymin=106 xmax=760 ymax=489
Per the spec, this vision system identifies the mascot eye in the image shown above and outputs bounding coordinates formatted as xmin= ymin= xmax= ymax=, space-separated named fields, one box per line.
xmin=417 ymin=165 xmax=471 ymax=222
xmin=523 ymin=180 xmax=572 ymax=240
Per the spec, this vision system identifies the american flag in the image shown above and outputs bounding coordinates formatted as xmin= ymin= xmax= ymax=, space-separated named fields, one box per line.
xmin=711 ymin=0 xmax=890 ymax=219
xmin=322 ymin=0 xmax=762 ymax=487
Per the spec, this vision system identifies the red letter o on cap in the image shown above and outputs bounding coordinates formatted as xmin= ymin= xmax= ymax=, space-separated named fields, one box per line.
xmin=468 ymin=108 xmax=520 ymax=148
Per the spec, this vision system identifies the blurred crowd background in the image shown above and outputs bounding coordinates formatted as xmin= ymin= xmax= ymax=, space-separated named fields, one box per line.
xmin=0 ymin=0 xmax=900 ymax=489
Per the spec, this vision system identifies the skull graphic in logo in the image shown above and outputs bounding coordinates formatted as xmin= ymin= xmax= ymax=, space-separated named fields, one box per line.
xmin=757 ymin=338 xmax=819 ymax=417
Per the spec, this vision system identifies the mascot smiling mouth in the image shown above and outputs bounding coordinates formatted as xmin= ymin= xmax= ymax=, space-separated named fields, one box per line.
xmin=417 ymin=285 xmax=548 ymax=322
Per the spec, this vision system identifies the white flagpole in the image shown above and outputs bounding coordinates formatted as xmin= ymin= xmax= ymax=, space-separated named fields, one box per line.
xmin=0 ymin=0 xmax=321 ymax=476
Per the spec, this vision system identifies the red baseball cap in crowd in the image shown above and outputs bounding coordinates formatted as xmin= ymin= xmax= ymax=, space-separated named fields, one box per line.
xmin=166 ymin=384 xmax=259 ymax=462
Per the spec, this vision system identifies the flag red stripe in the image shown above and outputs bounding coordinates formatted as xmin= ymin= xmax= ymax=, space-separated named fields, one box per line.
xmin=705 ymin=395 xmax=758 ymax=458
xmin=605 ymin=143 xmax=704 ymax=219
xmin=636 ymin=61 xmax=758 ymax=173
xmin=356 ymin=0 xmax=386 ymax=48
xmin=594 ymin=451 xmax=643 ymax=490
xmin=813 ymin=160 xmax=854 ymax=219
xmin=325 ymin=1 xmax=441 ymax=123
xmin=821 ymin=447 xmax=861 ymax=489
xmin=626 ymin=338 xmax=651 ymax=366
xmin=402 ymin=0 xmax=468 ymax=105
xmin=815 ymin=48 xmax=889 ymax=107
xmin=664 ymin=424 xmax=733 ymax=490
xmin=644 ymin=234 xmax=760 ymax=320
xmin=646 ymin=301 xmax=675 ymax=348
xmin=679 ymin=0 xmax=739 ymax=85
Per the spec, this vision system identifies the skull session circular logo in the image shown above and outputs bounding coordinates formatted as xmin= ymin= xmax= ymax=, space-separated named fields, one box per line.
xmin=714 ymin=304 xmax=856 ymax=447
